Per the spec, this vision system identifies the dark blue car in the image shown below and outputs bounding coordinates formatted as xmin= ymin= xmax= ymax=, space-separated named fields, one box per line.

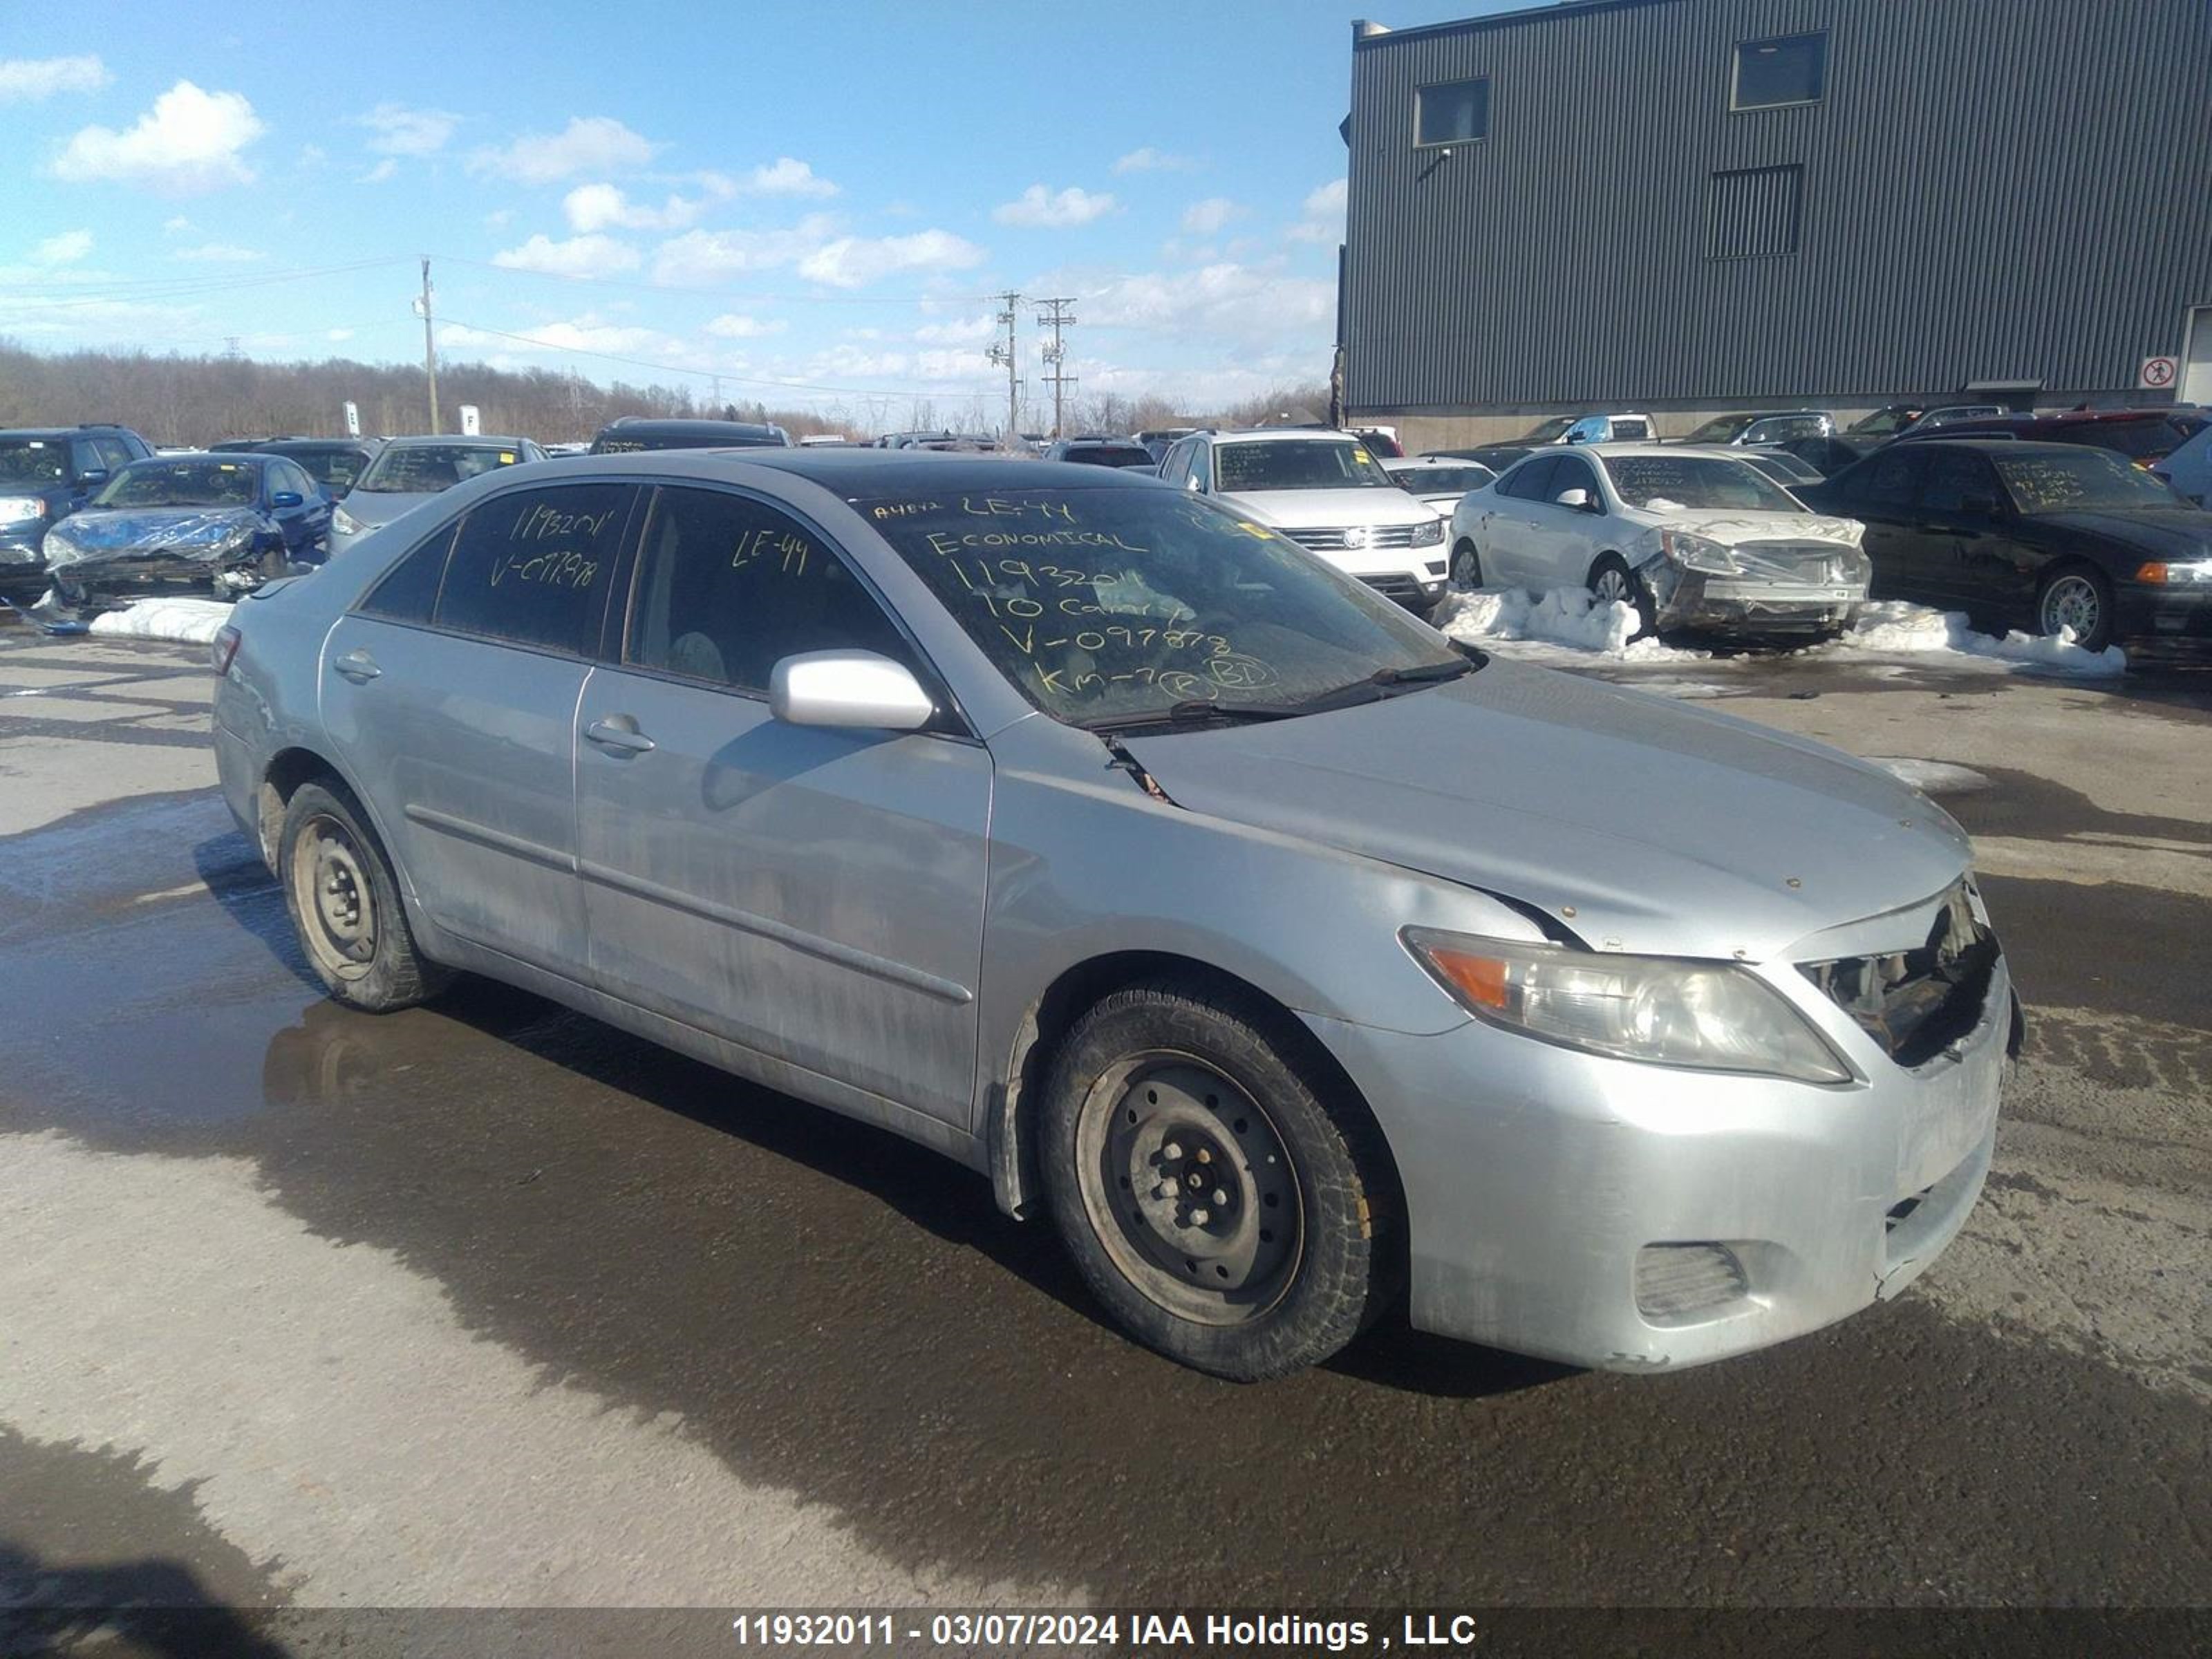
xmin=0 ymin=424 xmax=155 ymax=603
xmin=43 ymin=451 xmax=334 ymax=611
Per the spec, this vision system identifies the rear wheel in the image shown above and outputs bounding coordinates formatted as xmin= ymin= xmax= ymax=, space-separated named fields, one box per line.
xmin=279 ymin=780 xmax=449 ymax=1011
xmin=2035 ymin=564 xmax=2114 ymax=653
xmin=1450 ymin=541 xmax=1483 ymax=592
xmin=1588 ymin=554 xmax=1657 ymax=639
xmin=1041 ymin=979 xmax=1398 ymax=1381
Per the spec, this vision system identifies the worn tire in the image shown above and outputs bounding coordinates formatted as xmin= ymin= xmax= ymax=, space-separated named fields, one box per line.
xmin=2035 ymin=562 xmax=2115 ymax=653
xmin=1040 ymin=978 xmax=1400 ymax=1382
xmin=1588 ymin=553 xmax=1657 ymax=639
xmin=278 ymin=779 xmax=450 ymax=1012
xmin=1450 ymin=540 xmax=1483 ymax=592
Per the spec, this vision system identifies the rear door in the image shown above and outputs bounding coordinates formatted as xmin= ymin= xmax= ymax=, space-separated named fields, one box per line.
xmin=573 ymin=482 xmax=991 ymax=1128
xmin=319 ymin=478 xmax=639 ymax=975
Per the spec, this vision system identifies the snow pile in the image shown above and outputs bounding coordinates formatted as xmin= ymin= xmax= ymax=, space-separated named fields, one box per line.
xmin=86 ymin=597 xmax=236 ymax=646
xmin=1819 ymin=601 xmax=2126 ymax=679
xmin=1432 ymin=587 xmax=1703 ymax=662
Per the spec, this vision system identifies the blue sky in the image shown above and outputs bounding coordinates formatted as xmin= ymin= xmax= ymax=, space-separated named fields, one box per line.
xmin=0 ymin=0 xmax=1511 ymax=426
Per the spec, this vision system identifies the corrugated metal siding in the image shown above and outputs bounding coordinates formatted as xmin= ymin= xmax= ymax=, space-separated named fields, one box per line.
xmin=1344 ymin=0 xmax=2212 ymax=413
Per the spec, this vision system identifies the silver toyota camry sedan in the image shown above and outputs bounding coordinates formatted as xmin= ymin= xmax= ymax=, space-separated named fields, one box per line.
xmin=212 ymin=450 xmax=2019 ymax=1382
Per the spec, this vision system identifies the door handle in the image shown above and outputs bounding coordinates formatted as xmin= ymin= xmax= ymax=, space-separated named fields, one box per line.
xmin=585 ymin=717 xmax=656 ymax=755
xmin=331 ymin=650 xmax=380 ymax=683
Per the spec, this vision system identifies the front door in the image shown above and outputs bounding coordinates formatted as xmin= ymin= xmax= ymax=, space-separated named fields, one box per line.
xmin=320 ymin=479 xmax=638 ymax=974
xmin=1838 ymin=448 xmax=1939 ymax=604
xmin=574 ymin=482 xmax=991 ymax=1129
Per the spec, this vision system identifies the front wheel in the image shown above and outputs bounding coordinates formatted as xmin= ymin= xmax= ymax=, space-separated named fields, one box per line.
xmin=1450 ymin=541 xmax=1483 ymax=592
xmin=2036 ymin=564 xmax=2115 ymax=653
xmin=279 ymin=780 xmax=450 ymax=1011
xmin=1588 ymin=554 xmax=1657 ymax=639
xmin=1041 ymin=980 xmax=1399 ymax=1381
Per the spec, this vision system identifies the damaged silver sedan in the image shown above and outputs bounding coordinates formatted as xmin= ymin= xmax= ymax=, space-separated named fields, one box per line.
xmin=1448 ymin=444 xmax=1871 ymax=637
xmin=214 ymin=449 xmax=2014 ymax=1382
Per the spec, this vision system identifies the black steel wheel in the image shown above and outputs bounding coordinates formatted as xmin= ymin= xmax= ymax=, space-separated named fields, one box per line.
xmin=279 ymin=779 xmax=449 ymax=1011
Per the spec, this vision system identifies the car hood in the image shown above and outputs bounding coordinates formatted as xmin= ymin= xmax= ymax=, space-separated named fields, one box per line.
xmin=2030 ymin=507 xmax=2212 ymax=558
xmin=48 ymin=505 xmax=261 ymax=564
xmin=1220 ymin=487 xmax=1439 ymax=529
xmin=339 ymin=491 xmax=440 ymax=529
xmin=1630 ymin=508 xmax=1864 ymax=547
xmin=1121 ymin=659 xmax=1970 ymax=962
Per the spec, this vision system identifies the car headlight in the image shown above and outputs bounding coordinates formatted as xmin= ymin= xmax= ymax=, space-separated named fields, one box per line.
xmin=332 ymin=505 xmax=364 ymax=536
xmin=2135 ymin=559 xmax=2212 ymax=585
xmin=1403 ymin=927 xmax=1853 ymax=1084
xmin=1409 ymin=516 xmax=1445 ymax=546
xmin=0 ymin=495 xmax=46 ymax=524
xmin=41 ymin=528 xmax=82 ymax=568
xmin=1658 ymin=528 xmax=1743 ymax=574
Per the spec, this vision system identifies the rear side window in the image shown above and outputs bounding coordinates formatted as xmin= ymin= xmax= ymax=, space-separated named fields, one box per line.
xmin=2050 ymin=419 xmax=2188 ymax=461
xmin=1856 ymin=451 xmax=1925 ymax=508
xmin=358 ymin=522 xmax=460 ymax=624
xmin=625 ymin=486 xmax=913 ymax=695
xmin=1498 ymin=456 xmax=1560 ymax=502
xmin=1920 ymin=450 xmax=1994 ymax=512
xmin=431 ymin=483 xmax=635 ymax=655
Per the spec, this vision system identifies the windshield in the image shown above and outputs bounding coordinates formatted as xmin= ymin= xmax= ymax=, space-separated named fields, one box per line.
xmin=1683 ymin=415 xmax=1756 ymax=444
xmin=1390 ymin=464 xmax=1492 ymax=494
xmin=281 ymin=447 xmax=367 ymax=491
xmin=593 ymin=429 xmax=775 ymax=452
xmin=1215 ymin=440 xmax=1391 ymax=492
xmin=857 ymin=487 xmax=1463 ymax=726
xmin=1996 ymin=449 xmax=2184 ymax=514
xmin=1741 ymin=453 xmax=1818 ymax=485
xmin=93 ymin=459 xmax=258 ymax=509
xmin=1064 ymin=445 xmax=1152 ymax=467
xmin=1602 ymin=456 xmax=1801 ymax=513
xmin=1848 ymin=407 xmax=1920 ymax=437
xmin=0 ymin=439 xmax=69 ymax=487
xmin=1517 ymin=418 xmax=1575 ymax=444
xmin=355 ymin=443 xmax=523 ymax=494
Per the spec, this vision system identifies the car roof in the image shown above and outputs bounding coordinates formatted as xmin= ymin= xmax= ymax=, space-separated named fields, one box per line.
xmin=0 ymin=426 xmax=123 ymax=440
xmin=122 ymin=449 xmax=268 ymax=466
xmin=1875 ymin=438 xmax=2094 ymax=457
xmin=1201 ymin=429 xmax=1367 ymax=445
xmin=260 ymin=435 xmax=382 ymax=449
xmin=379 ymin=433 xmax=533 ymax=449
xmin=1382 ymin=455 xmax=1486 ymax=469
xmin=597 ymin=418 xmax=782 ymax=438
xmin=507 ymin=447 xmax=1177 ymax=496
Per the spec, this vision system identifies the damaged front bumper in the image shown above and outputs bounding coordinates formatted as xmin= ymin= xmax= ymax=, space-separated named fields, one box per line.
xmin=1644 ymin=559 xmax=1868 ymax=635
xmin=46 ymin=510 xmax=281 ymax=610
xmin=1302 ymin=941 xmax=2014 ymax=1372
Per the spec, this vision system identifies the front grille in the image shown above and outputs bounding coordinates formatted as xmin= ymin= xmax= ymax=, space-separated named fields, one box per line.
xmin=1358 ymin=573 xmax=1425 ymax=608
xmin=1800 ymin=879 xmax=1998 ymax=1066
xmin=1635 ymin=1243 xmax=1750 ymax=1323
xmin=1738 ymin=539 xmax=1846 ymax=581
xmin=1283 ymin=523 xmax=1426 ymax=552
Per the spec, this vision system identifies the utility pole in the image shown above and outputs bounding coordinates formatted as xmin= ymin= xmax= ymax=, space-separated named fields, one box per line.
xmin=984 ymin=290 xmax=1020 ymax=449
xmin=1035 ymin=297 xmax=1078 ymax=439
xmin=413 ymin=256 xmax=440 ymax=433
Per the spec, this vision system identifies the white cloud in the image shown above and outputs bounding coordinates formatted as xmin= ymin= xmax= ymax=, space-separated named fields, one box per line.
xmin=912 ymin=311 xmax=997 ymax=347
xmin=52 ymin=81 xmax=266 ymax=194
xmin=162 ymin=216 xmax=194 ymax=234
xmin=993 ymin=185 xmax=1116 ymax=229
xmin=359 ymin=158 xmax=397 ymax=184
xmin=355 ymin=102 xmax=461 ymax=157
xmin=297 ymin=143 xmax=327 ymax=168
xmin=1113 ymin=147 xmax=1194 ymax=174
xmin=440 ymin=315 xmax=681 ymax=359
xmin=1287 ymin=177 xmax=1348 ymax=244
xmin=563 ymin=182 xmax=710 ymax=234
xmin=744 ymin=156 xmax=837 ymax=198
xmin=30 ymin=229 xmax=93 ymax=266
xmin=1181 ymin=197 xmax=1246 ymax=235
xmin=798 ymin=229 xmax=986 ymax=289
xmin=1083 ymin=260 xmax=1335 ymax=349
xmin=649 ymin=216 xmax=838 ymax=285
xmin=484 ymin=208 xmax=514 ymax=229
xmin=491 ymin=232 xmax=642 ymax=278
xmin=469 ymin=116 xmax=657 ymax=185
xmin=327 ymin=328 xmax=355 ymax=342
xmin=174 ymin=242 xmax=264 ymax=263
xmin=705 ymin=312 xmax=785 ymax=339
xmin=0 ymin=55 xmax=109 ymax=104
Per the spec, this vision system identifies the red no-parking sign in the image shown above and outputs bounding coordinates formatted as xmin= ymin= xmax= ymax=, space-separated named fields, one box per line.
xmin=2138 ymin=355 xmax=2178 ymax=389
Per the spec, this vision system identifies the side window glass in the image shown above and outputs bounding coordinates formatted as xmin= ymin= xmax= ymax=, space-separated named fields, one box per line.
xmin=358 ymin=521 xmax=460 ymax=624
xmin=1859 ymin=452 xmax=1923 ymax=508
xmin=431 ymin=483 xmax=633 ymax=655
xmin=626 ymin=487 xmax=913 ymax=695
xmin=93 ymin=437 xmax=135 ymax=473
xmin=1159 ymin=444 xmax=1189 ymax=487
xmin=1190 ymin=445 xmax=1213 ymax=491
xmin=1550 ymin=457 xmax=1597 ymax=503
xmin=1922 ymin=452 xmax=1989 ymax=513
xmin=1502 ymin=456 xmax=1559 ymax=501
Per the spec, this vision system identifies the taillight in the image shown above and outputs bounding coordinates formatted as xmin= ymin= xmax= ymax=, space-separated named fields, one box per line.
xmin=212 ymin=625 xmax=241 ymax=675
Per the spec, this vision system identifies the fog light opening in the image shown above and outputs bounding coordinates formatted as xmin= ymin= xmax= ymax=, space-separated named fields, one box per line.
xmin=1635 ymin=1241 xmax=1751 ymax=1325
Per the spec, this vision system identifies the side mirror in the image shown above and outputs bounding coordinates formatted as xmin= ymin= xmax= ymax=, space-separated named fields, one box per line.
xmin=271 ymin=490 xmax=305 ymax=509
xmin=770 ymin=650 xmax=935 ymax=732
xmin=1554 ymin=487 xmax=1593 ymax=510
xmin=75 ymin=469 xmax=108 ymax=490
xmin=1183 ymin=475 xmax=1201 ymax=492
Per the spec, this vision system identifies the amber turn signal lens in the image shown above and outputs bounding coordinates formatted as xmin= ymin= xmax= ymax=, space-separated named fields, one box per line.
xmin=1425 ymin=947 xmax=1510 ymax=1011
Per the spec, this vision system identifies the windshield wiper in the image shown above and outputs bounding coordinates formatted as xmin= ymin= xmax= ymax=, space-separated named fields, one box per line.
xmin=1079 ymin=700 xmax=1305 ymax=734
xmin=1280 ymin=657 xmax=1478 ymax=714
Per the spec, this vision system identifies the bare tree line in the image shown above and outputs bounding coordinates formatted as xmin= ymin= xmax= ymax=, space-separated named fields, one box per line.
xmin=0 ymin=338 xmax=1329 ymax=447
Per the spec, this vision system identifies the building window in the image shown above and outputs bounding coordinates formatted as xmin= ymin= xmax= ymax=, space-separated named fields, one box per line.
xmin=1732 ymin=32 xmax=1826 ymax=109
xmin=1707 ymin=165 xmax=1803 ymax=259
xmin=1415 ymin=78 xmax=1489 ymax=147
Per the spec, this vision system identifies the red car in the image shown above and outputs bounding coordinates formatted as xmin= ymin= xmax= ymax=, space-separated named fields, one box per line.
xmin=1913 ymin=408 xmax=2209 ymax=468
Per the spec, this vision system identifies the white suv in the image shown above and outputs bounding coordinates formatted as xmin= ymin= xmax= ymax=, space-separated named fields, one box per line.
xmin=1159 ymin=429 xmax=1448 ymax=607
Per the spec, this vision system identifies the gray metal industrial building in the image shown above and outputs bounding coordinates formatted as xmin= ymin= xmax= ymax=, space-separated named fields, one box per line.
xmin=1338 ymin=0 xmax=2212 ymax=448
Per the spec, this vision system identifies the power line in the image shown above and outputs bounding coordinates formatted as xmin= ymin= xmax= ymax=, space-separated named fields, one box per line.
xmin=1035 ymin=297 xmax=1078 ymax=439
xmin=427 ymin=253 xmax=1007 ymax=308
xmin=0 ymin=256 xmax=414 ymax=306
xmin=437 ymin=315 xmax=997 ymax=402
xmin=984 ymin=291 xmax=1020 ymax=445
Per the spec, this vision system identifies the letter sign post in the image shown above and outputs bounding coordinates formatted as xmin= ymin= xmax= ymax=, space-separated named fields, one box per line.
xmin=343 ymin=400 xmax=360 ymax=438
xmin=460 ymin=404 xmax=482 ymax=437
